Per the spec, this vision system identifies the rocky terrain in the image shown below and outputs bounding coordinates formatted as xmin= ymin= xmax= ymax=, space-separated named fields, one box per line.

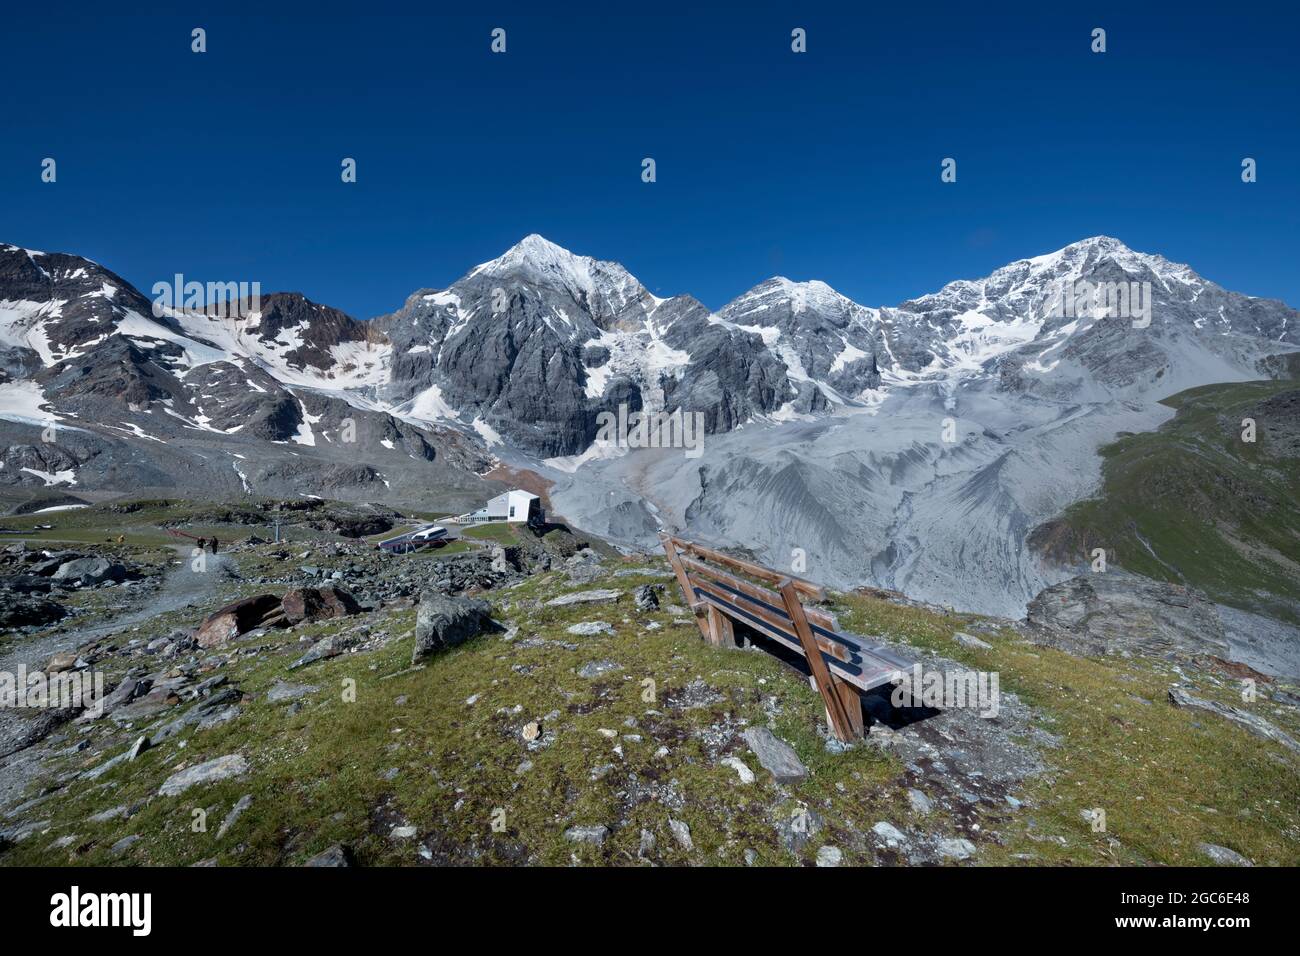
xmin=1 ymin=501 xmax=1297 ymax=867
xmin=4 ymin=235 xmax=1298 ymax=623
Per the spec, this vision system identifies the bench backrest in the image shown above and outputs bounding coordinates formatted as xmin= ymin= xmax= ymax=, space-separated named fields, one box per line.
xmin=659 ymin=534 xmax=908 ymax=694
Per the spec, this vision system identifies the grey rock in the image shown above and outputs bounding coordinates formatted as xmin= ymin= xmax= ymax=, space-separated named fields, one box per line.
xmin=567 ymin=621 xmax=614 ymax=636
xmin=577 ymin=659 xmax=622 ymax=678
xmin=158 ymin=753 xmax=250 ymax=797
xmin=564 ymin=824 xmax=608 ymax=845
xmin=816 ymin=845 xmax=843 ymax=867
xmin=546 ymin=589 xmax=621 ymax=608
xmin=196 ymin=705 xmax=241 ymax=732
xmin=633 ymin=584 xmax=663 ymax=612
xmin=1197 ymin=842 xmax=1253 ymax=867
xmin=80 ymin=750 xmax=130 ymax=781
xmin=668 ymin=818 xmax=693 ymax=851
xmin=937 ymin=837 xmax=976 ymax=861
xmin=742 ymin=727 xmax=807 ymax=782
xmin=1027 ymin=572 xmax=1229 ymax=660
xmin=774 ymin=804 xmax=822 ymax=853
xmin=216 ymin=794 xmax=252 ymax=840
xmin=110 ymin=686 xmax=182 ymax=723
xmin=289 ymin=635 xmax=353 ymax=670
xmin=953 ymin=632 xmax=992 ymax=650
xmin=266 ymin=681 xmax=319 ymax=704
xmin=0 ymin=818 xmax=51 ymax=844
xmin=907 ymin=789 xmax=933 ymax=814
xmin=303 ymin=844 xmax=351 ymax=867
xmin=721 ymin=756 xmax=755 ymax=784
xmin=52 ymin=557 xmax=128 ymax=586
xmin=1169 ymin=687 xmax=1300 ymax=754
xmin=110 ymin=834 xmax=141 ymax=856
xmin=565 ymin=549 xmax=605 ymax=584
xmin=413 ymin=592 xmax=493 ymax=662
xmin=872 ymin=821 xmax=907 ymax=847
xmin=87 ymin=805 xmax=128 ymax=824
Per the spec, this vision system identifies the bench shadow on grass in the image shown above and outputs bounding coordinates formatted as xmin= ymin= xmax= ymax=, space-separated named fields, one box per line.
xmin=734 ymin=623 xmax=941 ymax=733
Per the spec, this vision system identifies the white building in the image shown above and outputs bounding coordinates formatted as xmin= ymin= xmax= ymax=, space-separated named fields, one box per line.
xmin=457 ymin=489 xmax=542 ymax=525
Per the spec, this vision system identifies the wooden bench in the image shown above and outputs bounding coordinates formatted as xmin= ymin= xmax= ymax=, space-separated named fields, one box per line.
xmin=659 ymin=533 xmax=913 ymax=742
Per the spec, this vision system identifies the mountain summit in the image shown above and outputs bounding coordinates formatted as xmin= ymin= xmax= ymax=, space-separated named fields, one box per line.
xmin=2 ymin=235 xmax=1297 ymax=500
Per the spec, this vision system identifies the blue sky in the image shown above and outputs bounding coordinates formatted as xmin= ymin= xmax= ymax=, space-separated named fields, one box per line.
xmin=2 ymin=2 xmax=1297 ymax=317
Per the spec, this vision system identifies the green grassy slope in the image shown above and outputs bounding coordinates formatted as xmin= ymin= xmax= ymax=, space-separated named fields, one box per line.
xmin=1030 ymin=380 xmax=1300 ymax=623
xmin=5 ymin=553 xmax=1298 ymax=866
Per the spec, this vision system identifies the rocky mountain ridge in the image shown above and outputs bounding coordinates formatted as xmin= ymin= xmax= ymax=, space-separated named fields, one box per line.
xmin=3 ymin=236 xmax=1297 ymax=620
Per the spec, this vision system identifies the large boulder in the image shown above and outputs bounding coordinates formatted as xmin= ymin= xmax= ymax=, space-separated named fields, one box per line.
xmin=1025 ymin=571 xmax=1228 ymax=660
xmin=51 ymin=557 xmax=127 ymax=586
xmin=281 ymin=585 xmax=362 ymax=625
xmin=0 ymin=589 xmax=67 ymax=628
xmin=412 ymin=592 xmax=493 ymax=662
xmin=30 ymin=552 xmax=85 ymax=575
xmin=195 ymin=594 xmax=284 ymax=648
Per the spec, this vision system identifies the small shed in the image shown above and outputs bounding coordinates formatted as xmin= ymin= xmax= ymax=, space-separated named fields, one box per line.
xmin=459 ymin=489 xmax=542 ymax=525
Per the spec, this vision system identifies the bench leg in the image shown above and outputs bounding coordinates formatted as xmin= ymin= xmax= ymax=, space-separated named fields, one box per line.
xmin=706 ymin=605 xmax=736 ymax=648
xmin=660 ymin=533 xmax=711 ymax=642
xmin=780 ymin=580 xmax=858 ymax=743
xmin=831 ymin=677 xmax=864 ymax=739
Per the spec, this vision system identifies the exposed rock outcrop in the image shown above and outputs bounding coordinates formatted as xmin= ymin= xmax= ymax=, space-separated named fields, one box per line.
xmin=1025 ymin=571 xmax=1228 ymax=660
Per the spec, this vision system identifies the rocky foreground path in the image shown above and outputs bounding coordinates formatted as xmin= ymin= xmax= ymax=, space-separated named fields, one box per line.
xmin=0 ymin=546 xmax=233 ymax=678
xmin=0 ymin=547 xmax=235 ymax=806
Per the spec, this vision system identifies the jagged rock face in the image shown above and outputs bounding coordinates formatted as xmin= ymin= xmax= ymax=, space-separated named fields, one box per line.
xmin=0 ymin=245 xmax=489 ymax=506
xmin=658 ymin=296 xmax=800 ymax=434
xmin=373 ymin=236 xmax=815 ymax=457
xmin=211 ymin=292 xmax=381 ymax=376
xmin=888 ymin=236 xmax=1300 ymax=402
xmin=37 ymin=335 xmax=187 ymax=411
xmin=0 ymin=244 xmax=157 ymax=369
xmin=0 ymin=441 xmax=91 ymax=489
xmin=3 ymin=233 xmax=1299 ymax=521
xmin=374 ymin=234 xmax=1300 ymax=461
xmin=713 ymin=277 xmax=884 ymax=398
xmin=181 ymin=362 xmax=304 ymax=441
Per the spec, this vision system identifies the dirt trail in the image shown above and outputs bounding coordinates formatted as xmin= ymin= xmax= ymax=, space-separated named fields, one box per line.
xmin=0 ymin=547 xmax=236 ymax=796
xmin=0 ymin=546 xmax=234 ymax=677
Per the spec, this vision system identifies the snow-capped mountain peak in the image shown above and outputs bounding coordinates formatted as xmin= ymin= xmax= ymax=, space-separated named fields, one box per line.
xmin=465 ymin=234 xmax=651 ymax=322
xmin=722 ymin=276 xmax=873 ymax=323
xmin=5 ymin=235 xmax=1298 ymax=490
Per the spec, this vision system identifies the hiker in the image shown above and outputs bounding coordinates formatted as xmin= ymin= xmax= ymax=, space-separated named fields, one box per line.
xmin=196 ymin=536 xmax=207 ymax=551
xmin=210 ymin=536 xmax=219 ymax=554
